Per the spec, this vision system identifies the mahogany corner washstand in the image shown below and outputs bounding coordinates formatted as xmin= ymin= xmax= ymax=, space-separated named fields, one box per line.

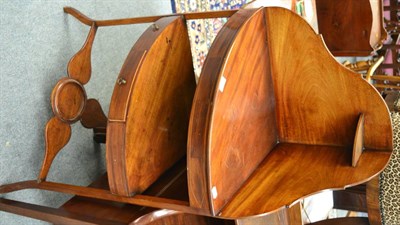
xmin=0 ymin=6 xmax=393 ymax=225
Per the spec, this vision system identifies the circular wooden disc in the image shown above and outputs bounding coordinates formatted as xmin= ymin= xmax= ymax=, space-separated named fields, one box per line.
xmin=51 ymin=77 xmax=87 ymax=123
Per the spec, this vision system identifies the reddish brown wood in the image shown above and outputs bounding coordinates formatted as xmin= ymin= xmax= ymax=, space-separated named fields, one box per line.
xmin=333 ymin=185 xmax=368 ymax=212
xmin=0 ymin=199 xmax=121 ymax=225
xmin=235 ymin=202 xmax=302 ymax=225
xmin=51 ymin=77 xmax=87 ymax=123
xmin=107 ymin=16 xmax=196 ymax=196
xmin=64 ymin=6 xmax=237 ymax=27
xmin=187 ymin=6 xmax=392 ymax=218
xmin=309 ymin=217 xmax=369 ymax=225
xmin=1 ymin=6 xmax=394 ymax=223
xmin=366 ymin=176 xmax=382 ymax=225
xmin=315 ymin=0 xmax=379 ymax=56
xmin=133 ymin=210 xmax=208 ymax=225
xmin=186 ymin=7 xmax=260 ymax=213
xmin=38 ymin=117 xmax=71 ymax=181
xmin=1 ymin=166 xmax=230 ymax=225
xmin=67 ymin=24 xmax=97 ymax=85
xmin=352 ymin=114 xmax=365 ymax=167
xmin=0 ymin=180 xmax=211 ymax=216
xmin=80 ymin=99 xmax=107 ymax=129
xmin=220 ymin=143 xmax=390 ymax=218
xmin=265 ymin=7 xmax=391 ymax=150
xmin=208 ymin=8 xmax=277 ymax=214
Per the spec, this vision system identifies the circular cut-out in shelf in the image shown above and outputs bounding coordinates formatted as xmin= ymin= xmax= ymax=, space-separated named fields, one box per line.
xmin=51 ymin=77 xmax=87 ymax=123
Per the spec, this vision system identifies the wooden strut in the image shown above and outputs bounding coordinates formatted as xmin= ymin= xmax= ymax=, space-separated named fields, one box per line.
xmin=63 ymin=7 xmax=238 ymax=27
xmin=38 ymin=21 xmax=107 ymax=182
xmin=0 ymin=180 xmax=210 ymax=217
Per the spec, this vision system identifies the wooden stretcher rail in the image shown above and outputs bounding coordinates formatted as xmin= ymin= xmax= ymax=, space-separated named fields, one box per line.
xmin=0 ymin=180 xmax=209 ymax=217
xmin=0 ymin=199 xmax=123 ymax=225
xmin=63 ymin=7 xmax=237 ymax=27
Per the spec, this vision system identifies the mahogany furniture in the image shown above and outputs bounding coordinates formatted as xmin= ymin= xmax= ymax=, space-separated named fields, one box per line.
xmin=315 ymin=0 xmax=387 ymax=56
xmin=0 ymin=6 xmax=393 ymax=225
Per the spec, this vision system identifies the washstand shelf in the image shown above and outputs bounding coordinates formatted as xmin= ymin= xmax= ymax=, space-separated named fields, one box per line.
xmin=0 ymin=6 xmax=393 ymax=224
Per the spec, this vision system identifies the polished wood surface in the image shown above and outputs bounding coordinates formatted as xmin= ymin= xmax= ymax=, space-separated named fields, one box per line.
xmin=187 ymin=8 xmax=259 ymax=213
xmin=352 ymin=114 xmax=365 ymax=167
xmin=81 ymin=99 xmax=107 ymax=130
xmin=366 ymin=176 xmax=382 ymax=225
xmin=333 ymin=185 xmax=367 ymax=212
xmin=64 ymin=7 xmax=237 ymax=27
xmin=266 ymin=8 xmax=391 ymax=150
xmin=37 ymin=22 xmax=100 ymax=181
xmin=187 ymin=7 xmax=392 ymax=218
xmin=220 ymin=143 xmax=390 ymax=218
xmin=51 ymin=77 xmax=87 ymax=123
xmin=107 ymin=16 xmax=196 ymax=196
xmin=315 ymin=0 xmax=384 ymax=56
xmin=209 ymin=8 xmax=277 ymax=214
xmin=38 ymin=117 xmax=71 ymax=181
xmin=58 ymin=169 xmax=233 ymax=225
xmin=67 ymin=24 xmax=97 ymax=84
xmin=0 ymin=180 xmax=210 ymax=217
xmin=1 ymin=165 xmax=231 ymax=225
xmin=0 ymin=198 xmax=114 ymax=225
xmin=1 ymin=6 xmax=395 ymax=223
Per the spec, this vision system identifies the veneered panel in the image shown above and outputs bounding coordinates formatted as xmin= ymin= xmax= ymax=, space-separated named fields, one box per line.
xmin=107 ymin=16 xmax=196 ymax=196
xmin=209 ymin=10 xmax=278 ymax=214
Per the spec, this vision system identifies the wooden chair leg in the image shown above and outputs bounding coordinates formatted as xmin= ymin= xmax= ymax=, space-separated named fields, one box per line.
xmin=366 ymin=176 xmax=382 ymax=225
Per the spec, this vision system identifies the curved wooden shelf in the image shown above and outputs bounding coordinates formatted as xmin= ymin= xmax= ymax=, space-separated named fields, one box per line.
xmin=220 ymin=143 xmax=391 ymax=218
xmin=187 ymin=7 xmax=392 ymax=218
xmin=0 ymin=6 xmax=393 ymax=224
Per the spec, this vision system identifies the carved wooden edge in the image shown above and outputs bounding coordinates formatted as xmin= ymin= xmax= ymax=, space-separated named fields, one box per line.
xmin=107 ymin=15 xmax=195 ymax=197
xmin=106 ymin=17 xmax=177 ymax=197
xmin=51 ymin=77 xmax=87 ymax=123
xmin=132 ymin=209 xmax=182 ymax=225
xmin=187 ymin=7 xmax=260 ymax=214
xmin=38 ymin=117 xmax=71 ymax=182
xmin=38 ymin=20 xmax=107 ymax=181
xmin=67 ymin=24 xmax=97 ymax=85
xmin=64 ymin=6 xmax=237 ymax=27
xmin=352 ymin=114 xmax=365 ymax=167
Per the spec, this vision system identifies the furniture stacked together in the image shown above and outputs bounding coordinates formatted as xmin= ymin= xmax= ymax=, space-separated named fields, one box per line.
xmin=0 ymin=6 xmax=394 ymax=225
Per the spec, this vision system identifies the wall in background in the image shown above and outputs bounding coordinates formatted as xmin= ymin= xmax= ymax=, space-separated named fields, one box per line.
xmin=0 ymin=1 xmax=172 ymax=224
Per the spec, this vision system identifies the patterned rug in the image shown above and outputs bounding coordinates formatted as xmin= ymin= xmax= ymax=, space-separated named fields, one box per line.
xmin=171 ymin=0 xmax=251 ymax=80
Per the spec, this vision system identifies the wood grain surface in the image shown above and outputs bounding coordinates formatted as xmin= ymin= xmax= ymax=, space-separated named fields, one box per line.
xmin=80 ymin=99 xmax=107 ymax=130
xmin=67 ymin=24 xmax=97 ymax=84
xmin=209 ymin=9 xmax=277 ymax=214
xmin=51 ymin=77 xmax=87 ymax=123
xmin=107 ymin=16 xmax=196 ymax=196
xmin=187 ymin=8 xmax=260 ymax=213
xmin=315 ymin=0 xmax=376 ymax=56
xmin=220 ymin=143 xmax=391 ymax=218
xmin=352 ymin=114 xmax=364 ymax=167
xmin=265 ymin=7 xmax=392 ymax=150
xmin=38 ymin=117 xmax=72 ymax=181
xmin=187 ymin=6 xmax=392 ymax=218
xmin=64 ymin=6 xmax=237 ymax=27
xmin=366 ymin=176 xmax=382 ymax=225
